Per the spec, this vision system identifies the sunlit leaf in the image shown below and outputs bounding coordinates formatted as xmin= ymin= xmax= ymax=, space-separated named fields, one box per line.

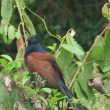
xmin=41 ymin=88 xmax=52 ymax=93
xmin=1 ymin=0 xmax=12 ymax=21
xmin=8 ymin=25 xmax=16 ymax=40
xmin=102 ymin=3 xmax=109 ymax=18
xmin=23 ymin=11 xmax=36 ymax=35
xmin=22 ymin=75 xmax=30 ymax=85
xmin=62 ymin=44 xmax=84 ymax=55
xmin=49 ymin=97 xmax=65 ymax=105
xmin=62 ymin=36 xmax=84 ymax=56
xmin=0 ymin=54 xmax=13 ymax=62
xmin=15 ymin=32 xmax=20 ymax=39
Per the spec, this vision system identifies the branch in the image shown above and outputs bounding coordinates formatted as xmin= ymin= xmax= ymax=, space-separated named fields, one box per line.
xmin=15 ymin=0 xmax=26 ymax=38
xmin=69 ymin=24 xmax=110 ymax=89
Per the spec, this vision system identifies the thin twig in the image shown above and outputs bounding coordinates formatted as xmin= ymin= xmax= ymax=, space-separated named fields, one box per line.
xmin=15 ymin=0 xmax=26 ymax=38
xmin=26 ymin=6 xmax=61 ymax=41
xmin=69 ymin=24 xmax=110 ymax=89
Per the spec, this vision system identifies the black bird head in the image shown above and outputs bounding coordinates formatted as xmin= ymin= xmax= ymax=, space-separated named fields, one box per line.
xmin=25 ymin=35 xmax=46 ymax=57
xmin=27 ymin=35 xmax=39 ymax=45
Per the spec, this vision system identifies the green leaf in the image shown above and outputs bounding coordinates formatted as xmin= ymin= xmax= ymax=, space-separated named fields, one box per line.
xmin=13 ymin=73 xmax=21 ymax=80
xmin=62 ymin=36 xmax=84 ymax=56
xmin=36 ymin=88 xmax=52 ymax=94
xmin=47 ymin=46 xmax=55 ymax=51
xmin=88 ymin=36 xmax=105 ymax=61
xmin=52 ymin=89 xmax=62 ymax=97
xmin=0 ymin=23 xmax=8 ymax=36
xmin=23 ymin=11 xmax=36 ymax=35
xmin=49 ymin=97 xmax=65 ymax=105
xmin=22 ymin=75 xmax=30 ymax=85
xmin=0 ymin=23 xmax=13 ymax=44
xmin=39 ymin=96 xmax=48 ymax=106
xmin=56 ymin=48 xmax=73 ymax=74
xmin=8 ymin=25 xmax=16 ymax=40
xmin=1 ymin=0 xmax=12 ymax=21
xmin=18 ymin=0 xmax=35 ymax=35
xmin=102 ymin=3 xmax=109 ymax=18
xmin=15 ymin=32 xmax=20 ymax=39
xmin=89 ymin=30 xmax=110 ymax=72
xmin=18 ymin=0 xmax=26 ymax=8
xmin=0 ymin=59 xmax=8 ymax=66
xmin=1 ymin=25 xmax=8 ymax=43
xmin=50 ymin=104 xmax=58 ymax=110
xmin=0 ymin=81 xmax=20 ymax=110
xmin=41 ymin=88 xmax=52 ymax=93
xmin=62 ymin=44 xmax=84 ymax=55
xmin=13 ymin=71 xmax=30 ymax=84
xmin=16 ymin=82 xmax=35 ymax=94
xmin=47 ymin=43 xmax=57 ymax=51
xmin=74 ymin=81 xmax=88 ymax=101
xmin=103 ymin=71 xmax=110 ymax=79
xmin=78 ymin=64 xmax=94 ymax=98
xmin=0 ymin=54 xmax=13 ymax=62
xmin=101 ymin=30 xmax=110 ymax=72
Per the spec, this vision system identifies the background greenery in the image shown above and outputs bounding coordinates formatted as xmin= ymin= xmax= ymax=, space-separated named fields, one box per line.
xmin=0 ymin=0 xmax=107 ymax=55
xmin=0 ymin=0 xmax=110 ymax=110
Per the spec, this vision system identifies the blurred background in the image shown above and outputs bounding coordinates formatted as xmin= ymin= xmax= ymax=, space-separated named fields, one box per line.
xmin=0 ymin=0 xmax=108 ymax=56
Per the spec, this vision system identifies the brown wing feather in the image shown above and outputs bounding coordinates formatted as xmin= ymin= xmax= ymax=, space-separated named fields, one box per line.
xmin=26 ymin=52 xmax=60 ymax=88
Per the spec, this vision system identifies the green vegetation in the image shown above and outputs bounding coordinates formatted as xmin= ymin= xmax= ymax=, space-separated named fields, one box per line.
xmin=0 ymin=0 xmax=110 ymax=110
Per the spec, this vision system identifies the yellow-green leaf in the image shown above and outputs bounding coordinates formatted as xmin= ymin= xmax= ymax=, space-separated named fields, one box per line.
xmin=1 ymin=0 xmax=12 ymax=21
xmin=0 ymin=54 xmax=13 ymax=62
xmin=23 ymin=12 xmax=36 ymax=35
xmin=102 ymin=3 xmax=109 ymax=17
xmin=8 ymin=25 xmax=16 ymax=40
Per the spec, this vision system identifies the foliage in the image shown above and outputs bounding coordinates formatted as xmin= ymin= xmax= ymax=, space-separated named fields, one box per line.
xmin=0 ymin=0 xmax=110 ymax=110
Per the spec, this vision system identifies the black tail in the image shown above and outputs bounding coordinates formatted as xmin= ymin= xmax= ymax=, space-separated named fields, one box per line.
xmin=58 ymin=79 xmax=74 ymax=107
xmin=59 ymin=81 xmax=73 ymax=100
xmin=50 ymin=60 xmax=84 ymax=109
xmin=59 ymin=80 xmax=84 ymax=110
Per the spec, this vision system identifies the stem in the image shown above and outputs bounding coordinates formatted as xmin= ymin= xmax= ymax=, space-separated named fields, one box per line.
xmin=15 ymin=0 xmax=26 ymax=38
xmin=26 ymin=6 xmax=61 ymax=42
xmin=69 ymin=24 xmax=110 ymax=89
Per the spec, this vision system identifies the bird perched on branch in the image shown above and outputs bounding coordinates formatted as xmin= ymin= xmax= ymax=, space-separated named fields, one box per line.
xmin=24 ymin=35 xmax=78 ymax=108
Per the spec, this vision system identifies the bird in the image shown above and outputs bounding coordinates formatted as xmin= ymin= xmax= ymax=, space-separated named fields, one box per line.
xmin=24 ymin=35 xmax=78 ymax=108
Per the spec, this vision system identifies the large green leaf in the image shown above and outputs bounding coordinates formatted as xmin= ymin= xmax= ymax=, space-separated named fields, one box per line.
xmin=78 ymin=64 xmax=94 ymax=98
xmin=1 ymin=0 xmax=12 ymax=21
xmin=56 ymin=48 xmax=73 ymax=74
xmin=23 ymin=11 xmax=36 ymax=35
xmin=88 ymin=30 xmax=110 ymax=73
xmin=0 ymin=24 xmax=12 ymax=44
xmin=0 ymin=22 xmax=14 ymax=44
xmin=74 ymin=81 xmax=88 ymax=101
xmin=89 ymin=36 xmax=105 ymax=61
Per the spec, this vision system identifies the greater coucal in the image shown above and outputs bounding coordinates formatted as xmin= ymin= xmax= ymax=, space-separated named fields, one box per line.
xmin=24 ymin=35 xmax=76 ymax=108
